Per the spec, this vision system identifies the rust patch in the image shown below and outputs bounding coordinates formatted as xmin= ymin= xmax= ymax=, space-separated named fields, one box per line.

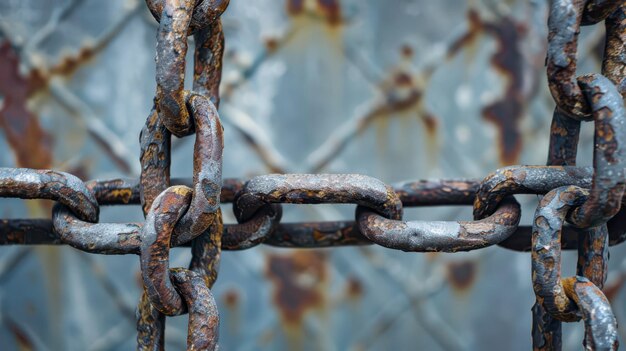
xmin=316 ymin=0 xmax=342 ymax=26
xmin=0 ymin=41 xmax=52 ymax=169
xmin=265 ymin=251 xmax=328 ymax=326
xmin=394 ymin=72 xmax=413 ymax=87
xmin=286 ymin=0 xmax=343 ymax=26
xmin=223 ymin=288 xmax=240 ymax=308
xmin=423 ymin=113 xmax=438 ymax=136
xmin=446 ymin=260 xmax=478 ymax=293
xmin=264 ymin=37 xmax=280 ymax=52
xmin=6 ymin=317 xmax=34 ymax=351
xmin=45 ymin=45 xmax=97 ymax=78
xmin=370 ymin=45 xmax=439 ymax=142
xmin=345 ymin=276 xmax=363 ymax=300
xmin=480 ymin=12 xmax=527 ymax=165
xmin=401 ymin=44 xmax=414 ymax=59
xmin=448 ymin=10 xmax=529 ymax=165
xmin=286 ymin=0 xmax=305 ymax=15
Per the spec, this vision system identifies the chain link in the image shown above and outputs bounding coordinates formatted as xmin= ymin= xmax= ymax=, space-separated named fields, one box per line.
xmin=1 ymin=0 xmax=626 ymax=349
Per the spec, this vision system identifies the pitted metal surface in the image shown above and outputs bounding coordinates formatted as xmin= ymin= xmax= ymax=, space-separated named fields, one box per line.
xmin=1 ymin=0 xmax=626 ymax=350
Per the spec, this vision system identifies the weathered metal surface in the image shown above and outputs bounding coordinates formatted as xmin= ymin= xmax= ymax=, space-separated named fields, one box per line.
xmin=357 ymin=197 xmax=520 ymax=252
xmin=2 ymin=0 xmax=626 ymax=350
xmin=0 ymin=167 xmax=98 ymax=222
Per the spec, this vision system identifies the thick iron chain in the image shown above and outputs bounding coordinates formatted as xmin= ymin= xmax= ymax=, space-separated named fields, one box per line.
xmin=1 ymin=0 xmax=626 ymax=349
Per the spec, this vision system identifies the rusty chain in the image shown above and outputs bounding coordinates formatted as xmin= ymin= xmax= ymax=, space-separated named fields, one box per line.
xmin=1 ymin=0 xmax=626 ymax=349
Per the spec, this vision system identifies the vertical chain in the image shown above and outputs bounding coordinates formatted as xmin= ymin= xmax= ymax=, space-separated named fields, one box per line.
xmin=136 ymin=0 xmax=227 ymax=349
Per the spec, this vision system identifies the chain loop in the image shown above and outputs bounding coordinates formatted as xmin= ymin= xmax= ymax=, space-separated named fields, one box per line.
xmin=140 ymin=94 xmax=223 ymax=247
xmin=145 ymin=0 xmax=229 ymax=35
xmin=581 ymin=0 xmax=623 ymax=25
xmin=357 ymin=196 xmax=520 ymax=252
xmin=0 ymin=168 xmax=98 ymax=222
xmin=151 ymin=0 xmax=228 ymax=137
xmin=566 ymin=74 xmax=626 ymax=228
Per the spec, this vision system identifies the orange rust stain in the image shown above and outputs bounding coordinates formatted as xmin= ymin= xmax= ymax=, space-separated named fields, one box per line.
xmin=316 ymin=0 xmax=342 ymax=26
xmin=265 ymin=251 xmax=328 ymax=327
xmin=6 ymin=317 xmax=34 ymax=351
xmin=285 ymin=0 xmax=343 ymax=26
xmin=368 ymin=44 xmax=439 ymax=145
xmin=423 ymin=113 xmax=438 ymax=136
xmin=481 ymin=11 xmax=528 ymax=165
xmin=109 ymin=189 xmax=133 ymax=204
xmin=447 ymin=10 xmax=483 ymax=59
xmin=286 ymin=0 xmax=305 ymax=15
xmin=426 ymin=252 xmax=440 ymax=261
xmin=264 ymin=37 xmax=280 ymax=52
xmin=446 ymin=260 xmax=478 ymax=293
xmin=448 ymin=10 xmax=529 ymax=165
xmin=0 ymin=41 xmax=52 ymax=169
xmin=345 ymin=276 xmax=363 ymax=300
xmin=394 ymin=72 xmax=413 ymax=87
xmin=401 ymin=44 xmax=414 ymax=59
xmin=46 ymin=46 xmax=97 ymax=77
xmin=223 ymin=288 xmax=240 ymax=309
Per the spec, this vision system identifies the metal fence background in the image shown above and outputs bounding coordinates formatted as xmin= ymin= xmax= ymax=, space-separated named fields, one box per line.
xmin=1 ymin=0 xmax=625 ymax=350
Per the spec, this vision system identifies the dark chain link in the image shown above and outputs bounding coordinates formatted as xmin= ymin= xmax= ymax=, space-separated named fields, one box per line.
xmin=1 ymin=0 xmax=626 ymax=349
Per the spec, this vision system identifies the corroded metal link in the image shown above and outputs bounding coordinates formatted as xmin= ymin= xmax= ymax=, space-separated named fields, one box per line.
xmin=140 ymin=94 xmax=224 ymax=247
xmin=357 ymin=197 xmax=520 ymax=252
xmin=562 ymin=277 xmax=619 ymax=350
xmin=0 ymin=219 xmax=59 ymax=245
xmin=140 ymin=186 xmax=192 ymax=316
xmin=567 ymin=74 xmax=626 ymax=228
xmin=532 ymin=186 xmax=587 ymax=322
xmin=189 ymin=210 xmax=223 ymax=288
xmin=602 ymin=3 xmax=626 ymax=97
xmin=473 ymin=165 xmax=592 ymax=219
xmin=89 ymin=177 xmax=241 ymax=207
xmin=137 ymin=106 xmax=171 ymax=350
xmin=52 ymin=204 xmax=142 ymax=254
xmin=145 ymin=0 xmax=229 ymax=35
xmin=547 ymin=108 xmax=581 ymax=166
xmin=529 ymin=184 xmax=616 ymax=349
xmin=547 ymin=0 xmax=591 ymax=120
xmin=0 ymin=167 xmax=98 ymax=222
xmin=581 ymin=0 xmax=624 ymax=25
xmin=577 ymin=225 xmax=608 ymax=288
xmin=263 ymin=221 xmax=365 ymax=248
xmin=137 ymin=187 xmax=221 ymax=349
xmin=171 ymin=93 xmax=223 ymax=247
xmin=136 ymin=292 xmax=166 ymax=350
xmin=140 ymin=108 xmax=171 ymax=215
xmin=548 ymin=0 xmax=626 ymax=120
xmin=86 ymin=178 xmax=139 ymax=205
xmin=194 ymin=20 xmax=225 ymax=108
xmin=234 ymin=174 xmax=403 ymax=221
xmin=394 ymin=179 xmax=478 ymax=206
xmin=10 ymin=217 xmax=626 ymax=252
xmin=10 ymin=174 xmax=626 ymax=251
xmin=536 ymin=73 xmax=616 ymax=350
xmin=152 ymin=0 xmax=229 ymax=137
xmin=532 ymin=301 xmax=562 ymax=351
xmin=169 ymin=269 xmax=220 ymax=350
xmin=154 ymin=0 xmax=195 ymax=136
xmin=230 ymin=174 xmax=402 ymax=249
xmin=222 ymin=204 xmax=282 ymax=250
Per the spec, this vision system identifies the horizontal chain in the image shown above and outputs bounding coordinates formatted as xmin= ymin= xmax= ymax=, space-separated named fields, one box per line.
xmin=3 ymin=167 xmax=626 ymax=253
